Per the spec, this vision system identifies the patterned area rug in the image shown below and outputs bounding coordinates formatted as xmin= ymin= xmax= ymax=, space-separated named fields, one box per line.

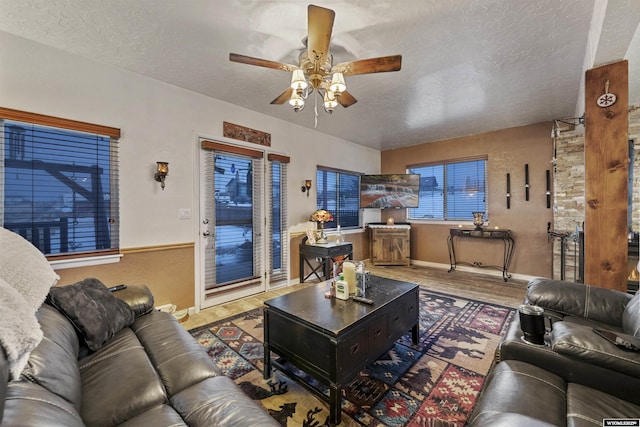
xmin=189 ymin=289 xmax=514 ymax=426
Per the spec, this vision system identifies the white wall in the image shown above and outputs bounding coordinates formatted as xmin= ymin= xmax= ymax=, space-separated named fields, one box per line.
xmin=0 ymin=31 xmax=381 ymax=248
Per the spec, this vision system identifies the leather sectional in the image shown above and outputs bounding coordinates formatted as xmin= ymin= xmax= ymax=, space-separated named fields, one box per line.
xmin=0 ymin=283 xmax=278 ymax=426
xmin=469 ymin=278 xmax=640 ymax=426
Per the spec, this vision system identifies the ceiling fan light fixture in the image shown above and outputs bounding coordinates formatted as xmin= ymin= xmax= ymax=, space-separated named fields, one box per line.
xmin=290 ymin=69 xmax=308 ymax=93
xmin=323 ymin=90 xmax=338 ymax=113
xmin=329 ymin=72 xmax=346 ymax=95
xmin=289 ymin=91 xmax=305 ymax=112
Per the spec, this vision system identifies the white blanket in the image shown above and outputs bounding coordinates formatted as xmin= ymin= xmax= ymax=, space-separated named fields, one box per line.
xmin=0 ymin=226 xmax=60 ymax=311
xmin=0 ymin=226 xmax=59 ymax=379
xmin=0 ymin=277 xmax=43 ymax=380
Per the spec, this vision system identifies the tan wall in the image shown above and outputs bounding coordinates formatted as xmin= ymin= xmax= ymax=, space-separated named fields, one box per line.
xmin=56 ymin=244 xmax=195 ymax=310
xmin=380 ymin=122 xmax=554 ymax=278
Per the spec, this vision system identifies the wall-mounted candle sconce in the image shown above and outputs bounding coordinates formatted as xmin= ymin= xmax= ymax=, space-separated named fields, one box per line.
xmin=506 ymin=173 xmax=511 ymax=209
xmin=546 ymin=169 xmax=552 ymax=208
xmin=524 ymin=164 xmax=530 ymax=201
xmin=154 ymin=161 xmax=169 ymax=190
xmin=301 ymin=179 xmax=312 ymax=197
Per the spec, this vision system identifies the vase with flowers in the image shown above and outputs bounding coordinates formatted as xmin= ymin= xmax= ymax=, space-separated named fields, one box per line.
xmin=309 ymin=209 xmax=334 ymax=243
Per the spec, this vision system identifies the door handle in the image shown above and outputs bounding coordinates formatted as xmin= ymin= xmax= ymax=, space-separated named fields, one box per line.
xmin=203 ymin=231 xmax=211 ymax=236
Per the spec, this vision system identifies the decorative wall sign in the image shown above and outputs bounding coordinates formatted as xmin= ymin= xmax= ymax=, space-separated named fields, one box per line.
xmin=596 ymin=80 xmax=617 ymax=108
xmin=223 ymin=121 xmax=271 ymax=146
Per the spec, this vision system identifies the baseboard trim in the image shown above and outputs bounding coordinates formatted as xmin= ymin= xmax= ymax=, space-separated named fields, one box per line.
xmin=409 ymin=259 xmax=540 ymax=282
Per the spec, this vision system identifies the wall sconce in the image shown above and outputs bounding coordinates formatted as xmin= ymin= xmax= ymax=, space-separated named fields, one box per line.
xmin=301 ymin=179 xmax=312 ymax=197
xmin=154 ymin=161 xmax=169 ymax=190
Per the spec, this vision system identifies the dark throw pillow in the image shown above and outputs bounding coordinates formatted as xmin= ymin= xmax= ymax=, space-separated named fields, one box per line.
xmin=46 ymin=278 xmax=135 ymax=351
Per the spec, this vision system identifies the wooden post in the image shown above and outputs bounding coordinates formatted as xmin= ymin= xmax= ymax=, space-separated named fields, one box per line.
xmin=584 ymin=60 xmax=628 ymax=291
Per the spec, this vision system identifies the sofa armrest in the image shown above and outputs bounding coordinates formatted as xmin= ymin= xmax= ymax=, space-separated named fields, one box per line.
xmin=112 ymin=284 xmax=154 ymax=317
xmin=526 ymin=278 xmax=631 ymax=326
xmin=498 ymin=315 xmax=640 ymax=404
xmin=551 ymin=321 xmax=640 ymax=378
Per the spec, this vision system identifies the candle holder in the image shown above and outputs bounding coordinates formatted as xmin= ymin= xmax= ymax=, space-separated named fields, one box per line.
xmin=472 ymin=211 xmax=485 ymax=230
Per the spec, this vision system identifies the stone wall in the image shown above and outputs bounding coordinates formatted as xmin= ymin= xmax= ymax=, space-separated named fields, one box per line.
xmin=551 ymin=106 xmax=640 ymax=280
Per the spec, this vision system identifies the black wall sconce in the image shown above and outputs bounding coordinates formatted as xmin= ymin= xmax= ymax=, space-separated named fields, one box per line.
xmin=154 ymin=161 xmax=169 ymax=190
xmin=301 ymin=179 xmax=312 ymax=197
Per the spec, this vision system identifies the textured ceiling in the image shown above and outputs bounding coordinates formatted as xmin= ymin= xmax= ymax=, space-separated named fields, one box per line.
xmin=0 ymin=0 xmax=639 ymax=150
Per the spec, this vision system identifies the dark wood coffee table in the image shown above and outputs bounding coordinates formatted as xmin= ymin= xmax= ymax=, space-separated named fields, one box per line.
xmin=263 ymin=275 xmax=419 ymax=425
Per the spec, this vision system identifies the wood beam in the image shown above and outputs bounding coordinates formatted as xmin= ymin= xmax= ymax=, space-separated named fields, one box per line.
xmin=584 ymin=60 xmax=629 ymax=291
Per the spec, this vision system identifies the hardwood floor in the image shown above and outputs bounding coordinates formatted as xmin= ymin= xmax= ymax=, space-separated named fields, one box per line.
xmin=181 ymin=264 xmax=528 ymax=330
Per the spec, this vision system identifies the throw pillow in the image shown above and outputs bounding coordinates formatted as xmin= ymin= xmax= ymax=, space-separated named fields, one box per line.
xmin=0 ymin=277 xmax=44 ymax=380
xmin=0 ymin=227 xmax=60 ymax=311
xmin=46 ymin=278 xmax=135 ymax=351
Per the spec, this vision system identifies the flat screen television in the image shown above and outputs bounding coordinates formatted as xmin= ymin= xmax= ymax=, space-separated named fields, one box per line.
xmin=360 ymin=174 xmax=420 ymax=208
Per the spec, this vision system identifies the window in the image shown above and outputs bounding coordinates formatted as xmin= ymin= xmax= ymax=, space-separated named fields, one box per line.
xmin=408 ymin=158 xmax=487 ymax=221
xmin=316 ymin=166 xmax=360 ymax=228
xmin=267 ymin=154 xmax=289 ymax=285
xmin=0 ymin=108 xmax=120 ymax=258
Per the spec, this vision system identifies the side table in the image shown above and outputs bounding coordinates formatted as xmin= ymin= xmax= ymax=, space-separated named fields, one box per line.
xmin=299 ymin=236 xmax=353 ymax=283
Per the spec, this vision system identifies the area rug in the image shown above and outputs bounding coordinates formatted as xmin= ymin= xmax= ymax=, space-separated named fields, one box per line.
xmin=189 ymin=288 xmax=515 ymax=426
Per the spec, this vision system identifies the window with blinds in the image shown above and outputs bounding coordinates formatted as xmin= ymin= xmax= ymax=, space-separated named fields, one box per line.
xmin=0 ymin=108 xmax=120 ymax=258
xmin=316 ymin=166 xmax=361 ymax=228
xmin=268 ymin=154 xmax=289 ymax=285
xmin=408 ymin=158 xmax=487 ymax=221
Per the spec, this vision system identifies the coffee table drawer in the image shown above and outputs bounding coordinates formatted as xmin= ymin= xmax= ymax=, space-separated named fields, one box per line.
xmin=339 ymin=330 xmax=368 ymax=376
xmin=368 ymin=314 xmax=390 ymax=359
xmin=389 ymin=289 xmax=419 ymax=338
xmin=267 ymin=311 xmax=332 ymax=377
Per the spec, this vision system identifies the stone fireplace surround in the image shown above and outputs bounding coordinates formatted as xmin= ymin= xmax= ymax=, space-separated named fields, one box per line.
xmin=551 ymin=106 xmax=640 ymax=282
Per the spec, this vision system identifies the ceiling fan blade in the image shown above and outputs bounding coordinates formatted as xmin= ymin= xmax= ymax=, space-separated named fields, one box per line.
xmin=332 ymin=55 xmax=402 ymax=76
xmin=307 ymin=5 xmax=335 ymax=63
xmin=337 ymin=90 xmax=357 ymax=108
xmin=270 ymin=87 xmax=293 ymax=105
xmin=229 ymin=53 xmax=297 ymax=72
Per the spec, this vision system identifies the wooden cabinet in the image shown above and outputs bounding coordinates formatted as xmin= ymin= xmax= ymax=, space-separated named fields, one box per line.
xmin=369 ymin=224 xmax=410 ymax=266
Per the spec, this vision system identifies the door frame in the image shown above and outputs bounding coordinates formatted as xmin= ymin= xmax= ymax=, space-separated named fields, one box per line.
xmin=194 ymin=136 xmax=267 ymax=310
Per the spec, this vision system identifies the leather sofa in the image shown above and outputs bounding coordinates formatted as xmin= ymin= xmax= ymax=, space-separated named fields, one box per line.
xmin=469 ymin=278 xmax=640 ymax=426
xmin=0 ymin=283 xmax=278 ymax=426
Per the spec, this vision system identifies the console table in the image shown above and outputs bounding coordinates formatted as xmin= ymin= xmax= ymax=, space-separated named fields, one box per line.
xmin=447 ymin=228 xmax=515 ymax=281
xmin=299 ymin=236 xmax=353 ymax=283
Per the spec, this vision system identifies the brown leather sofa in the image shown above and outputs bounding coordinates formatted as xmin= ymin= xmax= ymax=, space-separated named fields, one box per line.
xmin=0 ymin=283 xmax=278 ymax=427
xmin=469 ymin=278 xmax=640 ymax=426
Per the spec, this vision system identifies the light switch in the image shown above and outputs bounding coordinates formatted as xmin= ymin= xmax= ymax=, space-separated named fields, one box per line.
xmin=179 ymin=208 xmax=191 ymax=220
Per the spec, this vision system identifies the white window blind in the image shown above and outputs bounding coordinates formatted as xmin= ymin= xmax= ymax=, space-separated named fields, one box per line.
xmin=268 ymin=153 xmax=289 ymax=285
xmin=408 ymin=158 xmax=487 ymax=221
xmin=0 ymin=108 xmax=120 ymax=258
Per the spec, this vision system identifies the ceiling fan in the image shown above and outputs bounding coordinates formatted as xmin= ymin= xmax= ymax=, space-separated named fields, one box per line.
xmin=229 ymin=4 xmax=402 ymax=115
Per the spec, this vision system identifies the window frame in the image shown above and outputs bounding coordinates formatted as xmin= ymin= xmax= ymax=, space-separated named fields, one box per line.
xmin=316 ymin=165 xmax=362 ymax=230
xmin=407 ymin=156 xmax=488 ymax=222
xmin=0 ymin=107 xmax=120 ymax=263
